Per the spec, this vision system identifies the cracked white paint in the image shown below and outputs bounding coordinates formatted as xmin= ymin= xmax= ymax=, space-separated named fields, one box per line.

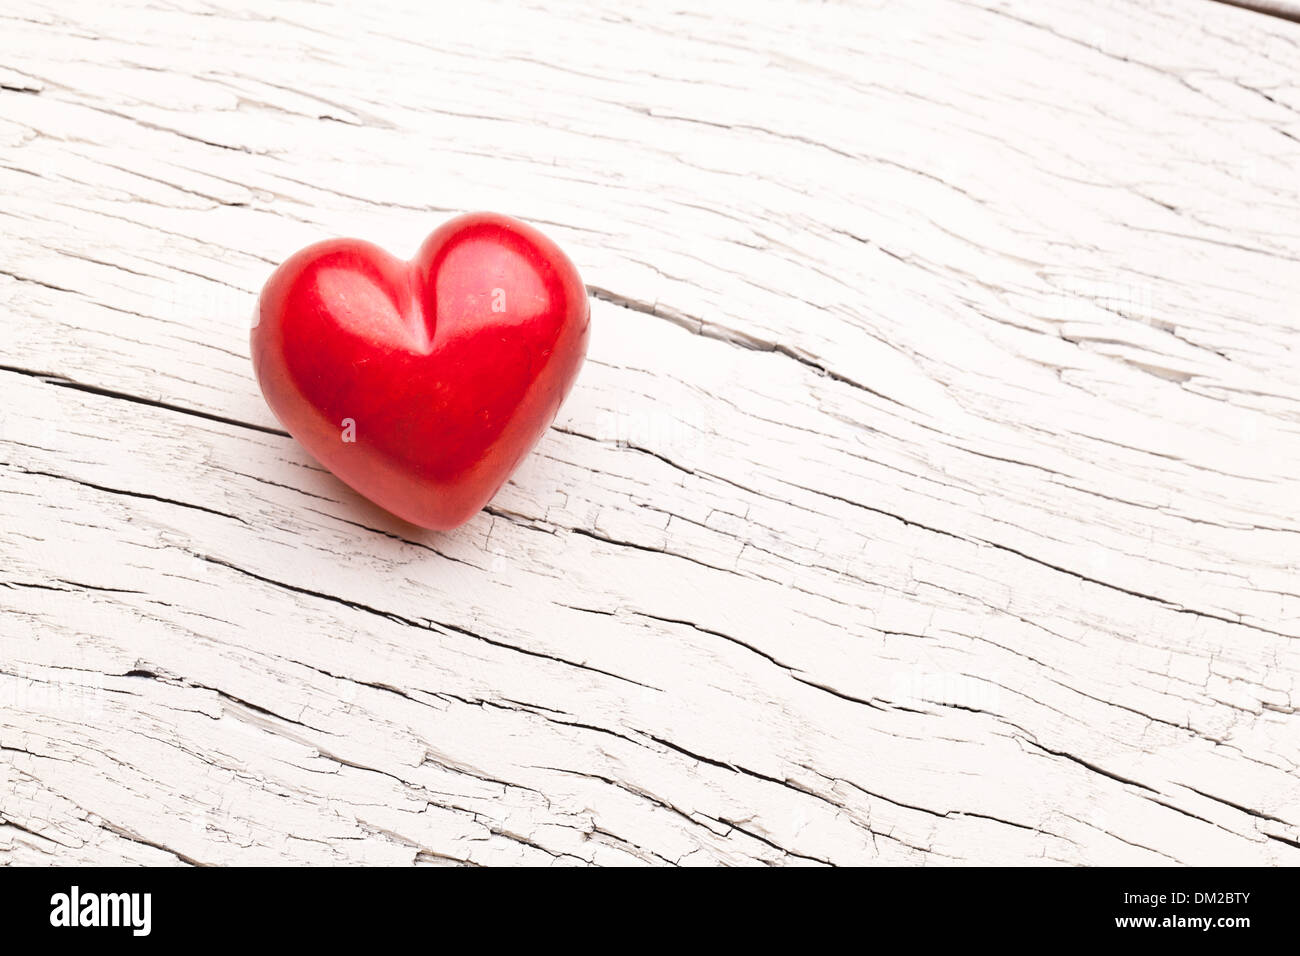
xmin=0 ymin=0 xmax=1298 ymax=865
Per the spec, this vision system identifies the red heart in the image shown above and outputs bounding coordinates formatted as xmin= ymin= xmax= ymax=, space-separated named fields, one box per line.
xmin=251 ymin=213 xmax=589 ymax=530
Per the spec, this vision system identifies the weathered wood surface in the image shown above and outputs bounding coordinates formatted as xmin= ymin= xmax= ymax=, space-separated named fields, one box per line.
xmin=1 ymin=0 xmax=1297 ymax=866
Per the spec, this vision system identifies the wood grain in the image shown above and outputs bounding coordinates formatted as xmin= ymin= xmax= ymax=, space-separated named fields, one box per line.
xmin=1212 ymin=1 xmax=1300 ymax=24
xmin=1 ymin=0 xmax=1297 ymax=865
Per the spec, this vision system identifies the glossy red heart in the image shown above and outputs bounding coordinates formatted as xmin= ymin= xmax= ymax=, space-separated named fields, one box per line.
xmin=251 ymin=213 xmax=589 ymax=530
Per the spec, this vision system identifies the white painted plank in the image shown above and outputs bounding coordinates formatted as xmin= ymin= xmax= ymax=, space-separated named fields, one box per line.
xmin=1 ymin=0 xmax=1297 ymax=865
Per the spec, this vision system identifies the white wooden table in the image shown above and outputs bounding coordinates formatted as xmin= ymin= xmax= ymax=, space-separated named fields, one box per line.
xmin=2 ymin=0 xmax=1297 ymax=866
